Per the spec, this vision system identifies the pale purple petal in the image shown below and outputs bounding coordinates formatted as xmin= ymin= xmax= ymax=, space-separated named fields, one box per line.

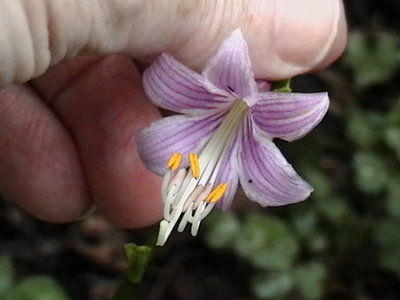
xmin=202 ymin=29 xmax=258 ymax=98
xmin=251 ymin=92 xmax=329 ymax=142
xmin=137 ymin=111 xmax=225 ymax=175
xmin=256 ymin=80 xmax=272 ymax=92
xmin=238 ymin=117 xmax=313 ymax=206
xmin=213 ymin=134 xmax=240 ymax=210
xmin=143 ymin=53 xmax=231 ymax=114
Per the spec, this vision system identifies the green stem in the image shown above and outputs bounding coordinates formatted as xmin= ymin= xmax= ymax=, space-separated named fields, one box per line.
xmin=111 ymin=243 xmax=154 ymax=300
xmin=272 ymin=78 xmax=292 ymax=92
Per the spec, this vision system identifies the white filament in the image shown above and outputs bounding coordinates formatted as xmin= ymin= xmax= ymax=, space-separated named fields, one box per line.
xmin=156 ymin=100 xmax=248 ymax=246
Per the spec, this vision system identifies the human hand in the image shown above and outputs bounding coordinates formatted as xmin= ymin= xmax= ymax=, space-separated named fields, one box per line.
xmin=0 ymin=0 xmax=347 ymax=227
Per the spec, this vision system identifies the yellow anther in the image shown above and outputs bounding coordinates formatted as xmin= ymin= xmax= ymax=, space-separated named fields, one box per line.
xmin=167 ymin=153 xmax=182 ymax=171
xmin=189 ymin=153 xmax=200 ymax=179
xmin=206 ymin=183 xmax=228 ymax=203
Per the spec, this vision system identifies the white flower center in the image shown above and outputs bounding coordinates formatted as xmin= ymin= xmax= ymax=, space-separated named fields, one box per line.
xmin=156 ymin=99 xmax=249 ymax=246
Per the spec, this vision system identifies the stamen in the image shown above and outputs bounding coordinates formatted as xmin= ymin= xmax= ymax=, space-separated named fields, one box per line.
xmin=157 ymin=220 xmax=169 ymax=246
xmin=193 ymin=183 xmax=213 ymax=209
xmin=183 ymin=184 xmax=204 ymax=211
xmin=191 ymin=201 xmax=208 ymax=236
xmin=171 ymin=170 xmax=194 ymax=209
xmin=161 ymin=169 xmax=186 ymax=216
xmin=167 ymin=153 xmax=183 ymax=171
xmin=161 ymin=171 xmax=172 ymax=201
xmin=156 ymin=100 xmax=249 ymax=246
xmin=189 ymin=153 xmax=200 ymax=179
xmin=206 ymin=183 xmax=228 ymax=203
xmin=163 ymin=191 xmax=174 ymax=221
xmin=178 ymin=202 xmax=194 ymax=232
xmin=167 ymin=169 xmax=186 ymax=195
xmin=200 ymin=202 xmax=215 ymax=219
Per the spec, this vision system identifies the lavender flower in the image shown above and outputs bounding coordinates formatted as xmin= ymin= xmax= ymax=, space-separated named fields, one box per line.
xmin=137 ymin=29 xmax=329 ymax=246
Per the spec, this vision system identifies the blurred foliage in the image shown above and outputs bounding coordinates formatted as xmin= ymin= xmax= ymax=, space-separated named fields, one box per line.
xmin=5 ymin=277 xmax=69 ymax=300
xmin=374 ymin=218 xmax=400 ymax=277
xmin=233 ymin=214 xmax=298 ymax=271
xmin=0 ymin=256 xmax=69 ymax=300
xmin=0 ymin=257 xmax=14 ymax=298
xmin=344 ymin=31 xmax=400 ymax=87
xmin=202 ymin=4 xmax=400 ymax=298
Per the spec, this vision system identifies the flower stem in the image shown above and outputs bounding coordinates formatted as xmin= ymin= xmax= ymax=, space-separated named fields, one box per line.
xmin=272 ymin=78 xmax=292 ymax=92
xmin=111 ymin=243 xmax=154 ymax=300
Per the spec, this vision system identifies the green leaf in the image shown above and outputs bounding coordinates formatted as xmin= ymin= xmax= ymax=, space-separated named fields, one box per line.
xmin=124 ymin=243 xmax=152 ymax=284
xmin=346 ymin=108 xmax=384 ymax=149
xmin=336 ymin=215 xmax=369 ymax=250
xmin=234 ymin=214 xmax=299 ymax=271
xmin=344 ymin=31 xmax=400 ymax=87
xmin=302 ymin=167 xmax=350 ymax=223
xmin=385 ymin=127 xmax=400 ymax=160
xmin=387 ymin=100 xmax=400 ymax=126
xmin=291 ymin=210 xmax=317 ymax=239
xmin=374 ymin=218 xmax=400 ymax=277
xmin=204 ymin=211 xmax=240 ymax=248
xmin=272 ymin=79 xmax=292 ymax=92
xmin=353 ymin=152 xmax=390 ymax=194
xmin=307 ymin=232 xmax=329 ymax=254
xmin=374 ymin=218 xmax=400 ymax=247
xmin=316 ymin=196 xmax=350 ymax=224
xmin=5 ymin=277 xmax=69 ymax=300
xmin=251 ymin=272 xmax=293 ymax=299
xmin=386 ymin=177 xmax=400 ymax=216
xmin=0 ymin=256 xmax=14 ymax=298
xmin=293 ymin=262 xmax=326 ymax=300
xmin=303 ymin=168 xmax=333 ymax=199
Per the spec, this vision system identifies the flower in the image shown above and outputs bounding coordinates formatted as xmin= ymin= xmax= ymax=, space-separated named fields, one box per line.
xmin=137 ymin=29 xmax=329 ymax=246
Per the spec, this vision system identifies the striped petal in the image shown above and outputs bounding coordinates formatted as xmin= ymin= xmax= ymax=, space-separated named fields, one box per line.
xmin=143 ymin=53 xmax=231 ymax=115
xmin=203 ymin=29 xmax=258 ymax=98
xmin=238 ymin=117 xmax=313 ymax=207
xmin=137 ymin=111 xmax=225 ymax=175
xmin=213 ymin=133 xmax=240 ymax=210
xmin=251 ymin=92 xmax=329 ymax=142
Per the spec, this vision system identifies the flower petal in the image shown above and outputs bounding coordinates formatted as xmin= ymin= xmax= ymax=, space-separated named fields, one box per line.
xmin=137 ymin=111 xmax=225 ymax=175
xmin=143 ymin=53 xmax=231 ymax=114
xmin=256 ymin=80 xmax=272 ymax=92
xmin=213 ymin=134 xmax=240 ymax=210
xmin=238 ymin=117 xmax=313 ymax=206
xmin=203 ymin=29 xmax=258 ymax=98
xmin=251 ymin=92 xmax=329 ymax=142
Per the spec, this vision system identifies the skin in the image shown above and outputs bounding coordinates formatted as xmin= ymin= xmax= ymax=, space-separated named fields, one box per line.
xmin=0 ymin=0 xmax=347 ymax=228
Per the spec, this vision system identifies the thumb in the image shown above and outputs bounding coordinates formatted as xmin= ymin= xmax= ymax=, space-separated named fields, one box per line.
xmin=0 ymin=0 xmax=346 ymax=87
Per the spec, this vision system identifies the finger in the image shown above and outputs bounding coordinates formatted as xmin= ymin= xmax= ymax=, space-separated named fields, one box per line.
xmin=0 ymin=84 xmax=91 ymax=222
xmin=272 ymin=0 xmax=348 ymax=74
xmin=33 ymin=56 xmax=163 ymax=228
xmin=141 ymin=0 xmax=348 ymax=79
xmin=1 ymin=0 xmax=346 ymax=86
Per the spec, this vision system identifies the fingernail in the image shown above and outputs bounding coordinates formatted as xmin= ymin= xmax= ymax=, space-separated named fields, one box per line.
xmin=274 ymin=0 xmax=340 ymax=66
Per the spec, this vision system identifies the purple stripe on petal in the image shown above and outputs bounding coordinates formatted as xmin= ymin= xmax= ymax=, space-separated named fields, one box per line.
xmin=202 ymin=29 xmax=258 ymax=99
xmin=213 ymin=133 xmax=240 ymax=210
xmin=238 ymin=117 xmax=313 ymax=207
xmin=137 ymin=111 xmax=226 ymax=175
xmin=143 ymin=53 xmax=231 ymax=115
xmin=251 ymin=92 xmax=329 ymax=142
